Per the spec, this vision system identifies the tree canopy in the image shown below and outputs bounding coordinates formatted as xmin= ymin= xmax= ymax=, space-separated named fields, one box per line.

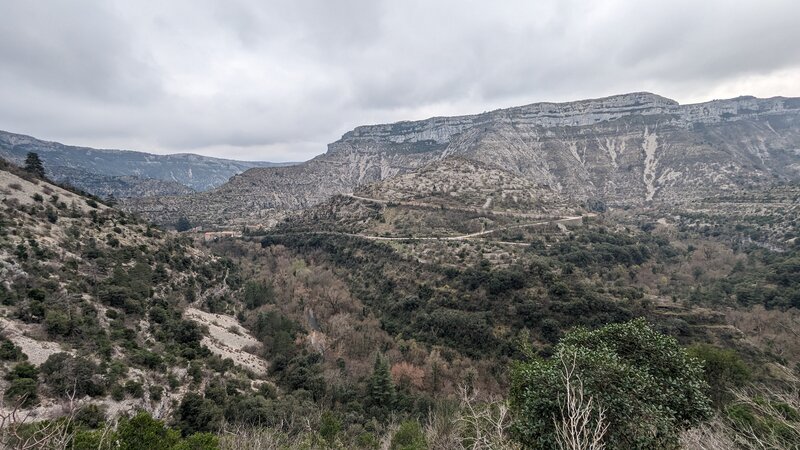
xmin=23 ymin=152 xmax=46 ymax=178
xmin=510 ymin=318 xmax=712 ymax=449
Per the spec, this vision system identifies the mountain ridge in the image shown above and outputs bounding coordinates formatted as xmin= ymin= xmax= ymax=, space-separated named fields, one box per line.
xmin=123 ymin=92 xmax=800 ymax=227
xmin=0 ymin=130 xmax=295 ymax=197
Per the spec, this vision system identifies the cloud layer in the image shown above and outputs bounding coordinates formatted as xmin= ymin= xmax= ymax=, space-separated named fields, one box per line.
xmin=1 ymin=0 xmax=799 ymax=161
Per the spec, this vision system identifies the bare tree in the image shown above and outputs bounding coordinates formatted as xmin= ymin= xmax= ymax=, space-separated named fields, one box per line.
xmin=425 ymin=385 xmax=519 ymax=450
xmin=681 ymin=365 xmax=800 ymax=450
xmin=553 ymin=352 xmax=608 ymax=450
xmin=0 ymin=390 xmax=77 ymax=450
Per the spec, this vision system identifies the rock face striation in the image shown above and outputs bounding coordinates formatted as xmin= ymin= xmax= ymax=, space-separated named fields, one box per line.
xmin=0 ymin=130 xmax=292 ymax=196
xmin=125 ymin=92 xmax=800 ymax=227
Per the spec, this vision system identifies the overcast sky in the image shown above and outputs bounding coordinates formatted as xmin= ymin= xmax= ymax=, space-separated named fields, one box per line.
xmin=1 ymin=0 xmax=799 ymax=162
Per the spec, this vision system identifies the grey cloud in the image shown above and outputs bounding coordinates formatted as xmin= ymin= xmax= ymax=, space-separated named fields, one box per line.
xmin=0 ymin=0 xmax=799 ymax=162
xmin=0 ymin=1 xmax=161 ymax=103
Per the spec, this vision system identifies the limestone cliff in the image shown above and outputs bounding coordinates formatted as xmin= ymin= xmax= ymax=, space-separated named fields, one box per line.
xmin=124 ymin=93 xmax=800 ymax=227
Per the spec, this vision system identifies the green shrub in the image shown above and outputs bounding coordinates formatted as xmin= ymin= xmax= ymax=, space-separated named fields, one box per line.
xmin=6 ymin=361 xmax=38 ymax=381
xmin=175 ymin=393 xmax=223 ymax=436
xmin=150 ymin=385 xmax=164 ymax=402
xmin=0 ymin=338 xmax=26 ymax=361
xmin=175 ymin=217 xmax=192 ymax=232
xmin=44 ymin=309 xmax=73 ymax=337
xmin=242 ymin=281 xmax=274 ymax=309
xmin=124 ymin=380 xmax=144 ymax=398
xmin=319 ymin=411 xmax=342 ymax=444
xmin=117 ymin=412 xmax=182 ymax=450
xmin=510 ymin=319 xmax=712 ymax=450
xmin=687 ymin=344 xmax=751 ymax=406
xmin=40 ymin=353 xmax=104 ymax=398
xmin=5 ymin=377 xmax=38 ymax=407
xmin=390 ymin=420 xmax=427 ymax=450
xmin=110 ymin=384 xmax=125 ymax=401
xmin=75 ymin=404 xmax=107 ymax=428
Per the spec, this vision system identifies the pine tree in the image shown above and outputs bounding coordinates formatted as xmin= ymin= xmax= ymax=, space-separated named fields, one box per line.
xmin=175 ymin=216 xmax=192 ymax=232
xmin=368 ymin=354 xmax=395 ymax=410
xmin=23 ymin=152 xmax=46 ymax=179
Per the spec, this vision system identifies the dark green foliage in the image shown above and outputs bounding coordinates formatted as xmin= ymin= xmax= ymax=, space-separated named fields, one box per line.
xmin=40 ymin=353 xmax=105 ymax=398
xmin=368 ymin=354 xmax=395 ymax=415
xmin=23 ymin=152 xmax=46 ymax=178
xmin=686 ymin=246 xmax=800 ymax=310
xmin=175 ymin=392 xmax=223 ymax=436
xmin=6 ymin=361 xmax=38 ymax=380
xmin=45 ymin=206 xmax=58 ymax=223
xmin=688 ymin=344 xmax=752 ymax=406
xmin=176 ymin=217 xmax=192 ymax=232
xmin=389 ymin=420 xmax=427 ymax=450
xmin=319 ymin=411 xmax=342 ymax=444
xmin=510 ymin=319 xmax=712 ymax=450
xmin=44 ymin=309 xmax=74 ymax=337
xmin=75 ymin=404 xmax=107 ymax=429
xmin=0 ymin=337 xmax=26 ymax=361
xmin=242 ymin=281 xmax=274 ymax=309
xmin=112 ymin=412 xmax=218 ymax=450
xmin=5 ymin=378 xmax=38 ymax=407
xmin=124 ymin=380 xmax=144 ymax=398
xmin=149 ymin=385 xmax=164 ymax=402
xmin=278 ymin=352 xmax=326 ymax=400
xmin=110 ymin=384 xmax=125 ymax=401
xmin=725 ymin=398 xmax=800 ymax=448
xmin=5 ymin=362 xmax=39 ymax=406
xmin=252 ymin=310 xmax=301 ymax=361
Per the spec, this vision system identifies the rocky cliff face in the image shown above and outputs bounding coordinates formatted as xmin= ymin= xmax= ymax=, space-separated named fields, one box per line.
xmin=0 ymin=130 xmax=292 ymax=196
xmin=124 ymin=93 xmax=800 ymax=227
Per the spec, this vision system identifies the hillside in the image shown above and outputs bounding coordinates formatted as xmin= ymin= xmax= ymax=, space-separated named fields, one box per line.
xmin=271 ymin=157 xmax=583 ymax=243
xmin=51 ymin=166 xmax=195 ymax=199
xmin=0 ymin=161 xmax=277 ymax=427
xmin=124 ymin=92 xmax=800 ymax=228
xmin=354 ymin=157 xmax=566 ymax=213
xmin=0 ymin=130 xmax=292 ymax=197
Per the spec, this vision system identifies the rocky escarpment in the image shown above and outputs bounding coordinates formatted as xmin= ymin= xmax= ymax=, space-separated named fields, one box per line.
xmin=0 ymin=130 xmax=292 ymax=196
xmin=124 ymin=93 xmax=800 ymax=227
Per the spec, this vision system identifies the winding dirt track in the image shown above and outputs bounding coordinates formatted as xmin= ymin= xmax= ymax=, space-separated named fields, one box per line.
xmin=355 ymin=216 xmax=587 ymax=242
xmin=340 ymin=193 xmax=594 ymax=241
xmin=344 ymin=194 xmax=557 ymax=220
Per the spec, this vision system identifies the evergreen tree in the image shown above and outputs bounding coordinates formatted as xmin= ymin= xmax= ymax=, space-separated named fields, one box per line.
xmin=510 ymin=319 xmax=712 ymax=450
xmin=175 ymin=216 xmax=192 ymax=232
xmin=368 ymin=354 xmax=395 ymax=410
xmin=23 ymin=152 xmax=46 ymax=178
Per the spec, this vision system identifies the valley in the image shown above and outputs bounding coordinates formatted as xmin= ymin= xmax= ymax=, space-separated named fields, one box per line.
xmin=1 ymin=93 xmax=799 ymax=449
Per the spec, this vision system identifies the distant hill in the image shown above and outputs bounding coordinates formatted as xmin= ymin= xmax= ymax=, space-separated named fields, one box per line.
xmin=0 ymin=130 xmax=294 ymax=197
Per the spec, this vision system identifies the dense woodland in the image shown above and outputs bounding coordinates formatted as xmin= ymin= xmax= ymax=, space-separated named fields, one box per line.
xmin=0 ymin=156 xmax=799 ymax=448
